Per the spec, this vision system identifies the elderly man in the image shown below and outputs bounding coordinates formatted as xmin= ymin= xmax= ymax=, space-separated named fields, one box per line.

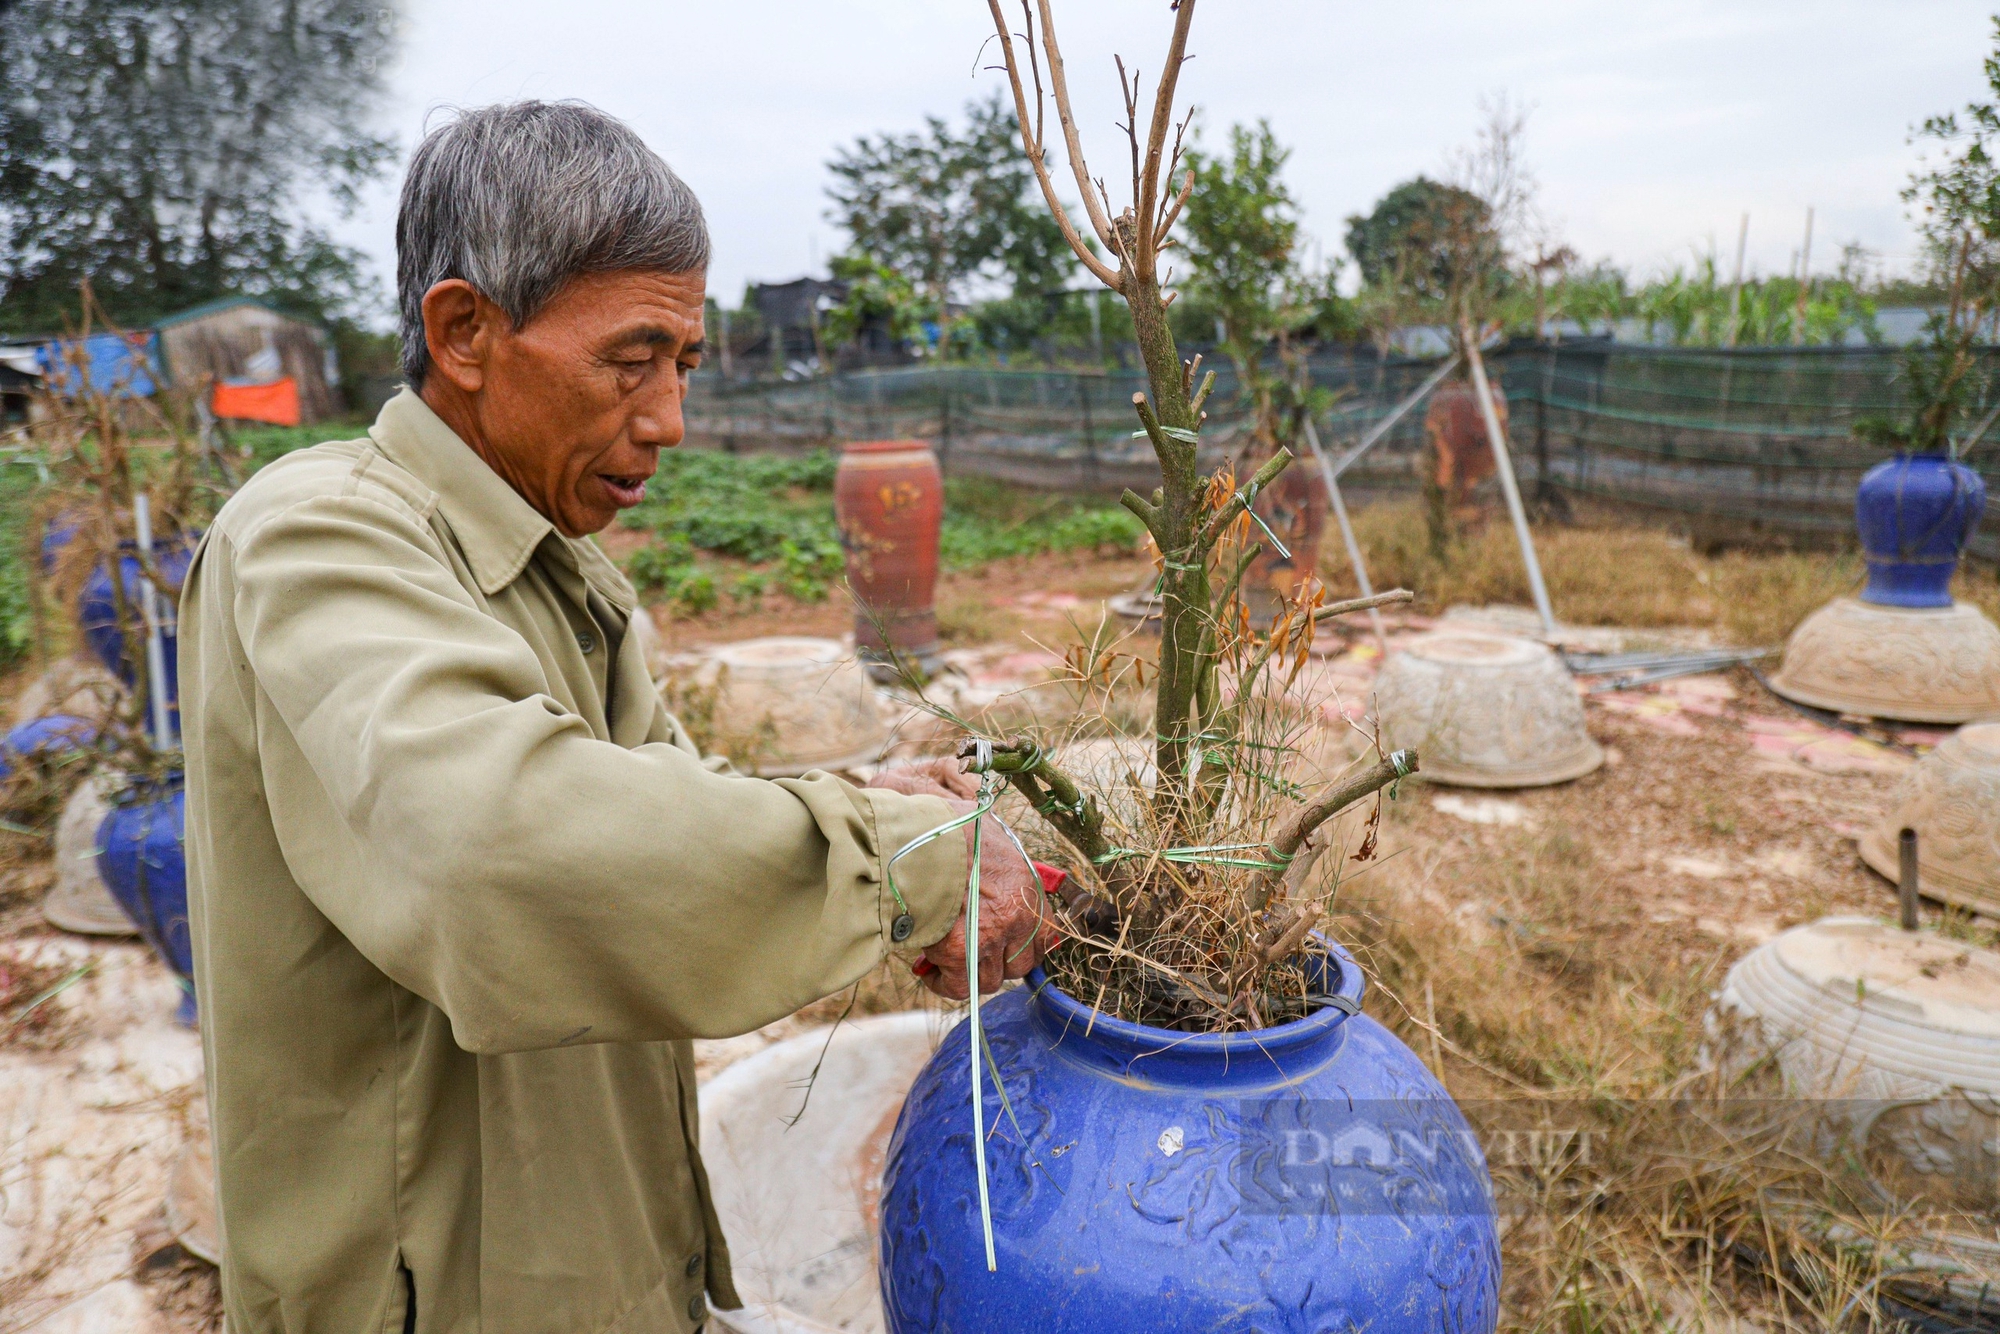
xmin=181 ymin=100 xmax=1053 ymax=1334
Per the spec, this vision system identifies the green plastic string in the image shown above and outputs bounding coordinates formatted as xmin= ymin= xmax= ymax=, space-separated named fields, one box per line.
xmin=1130 ymin=424 xmax=1202 ymax=444
xmin=884 ymin=750 xmax=1008 ymax=1273
xmin=1387 ymin=747 xmax=1413 ymax=800
xmin=1091 ymin=842 xmax=1296 ymax=871
xmin=963 ymin=790 xmax=996 ymax=1272
xmin=1232 ymin=479 xmax=1294 ymax=561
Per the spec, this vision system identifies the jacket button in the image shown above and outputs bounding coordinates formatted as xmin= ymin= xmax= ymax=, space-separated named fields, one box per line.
xmin=684 ymin=1251 xmax=702 ymax=1279
xmin=687 ymin=1293 xmax=706 ymax=1321
xmin=890 ymin=913 xmax=914 ymax=943
xmin=576 ymin=630 xmax=597 ymax=653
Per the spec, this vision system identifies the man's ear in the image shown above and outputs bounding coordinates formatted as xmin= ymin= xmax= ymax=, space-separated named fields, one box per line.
xmin=422 ymin=280 xmax=501 ymax=393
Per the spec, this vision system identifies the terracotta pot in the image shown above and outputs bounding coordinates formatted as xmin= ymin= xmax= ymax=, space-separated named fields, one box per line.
xmin=42 ymin=773 xmax=137 ymax=937
xmin=1711 ymin=916 xmax=2000 ymax=1217
xmin=697 ymin=637 xmax=895 ymax=776
xmin=1860 ymin=722 xmax=2000 ymax=916
xmin=1424 ymin=380 xmax=1508 ymax=505
xmin=1374 ymin=632 xmax=1603 ymax=788
xmin=699 ymin=1012 xmax=936 ymax=1331
xmin=1767 ymin=596 xmax=2000 ymax=724
xmin=835 ymin=440 xmax=944 ymax=679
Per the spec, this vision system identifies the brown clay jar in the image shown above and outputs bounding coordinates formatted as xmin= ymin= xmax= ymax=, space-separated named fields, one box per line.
xmin=1243 ymin=461 xmax=1330 ymax=621
xmin=834 ymin=439 xmax=944 ymax=679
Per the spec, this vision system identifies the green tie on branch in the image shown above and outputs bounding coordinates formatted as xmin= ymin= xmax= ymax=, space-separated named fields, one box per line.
xmin=967 ymin=0 xmax=1419 ymax=1023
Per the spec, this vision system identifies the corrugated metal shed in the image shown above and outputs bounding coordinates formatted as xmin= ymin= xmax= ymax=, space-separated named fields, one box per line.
xmin=156 ymin=297 xmax=340 ymax=422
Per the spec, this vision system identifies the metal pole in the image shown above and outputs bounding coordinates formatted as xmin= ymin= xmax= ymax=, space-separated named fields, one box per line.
xmin=1463 ymin=330 xmax=1557 ymax=637
xmin=1898 ymin=828 xmax=1920 ymax=931
xmin=1325 ymin=354 xmax=1461 ymax=481
xmin=1302 ymin=417 xmax=1387 ymax=652
xmin=133 ymin=492 xmax=175 ymax=750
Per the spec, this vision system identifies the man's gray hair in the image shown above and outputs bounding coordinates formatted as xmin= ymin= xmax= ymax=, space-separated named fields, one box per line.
xmin=396 ymin=100 xmax=710 ymax=385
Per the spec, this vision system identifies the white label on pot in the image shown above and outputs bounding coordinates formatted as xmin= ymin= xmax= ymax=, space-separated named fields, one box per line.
xmin=1157 ymin=1126 xmax=1184 ymax=1158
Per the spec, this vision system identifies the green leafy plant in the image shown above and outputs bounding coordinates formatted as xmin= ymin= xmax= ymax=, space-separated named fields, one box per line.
xmin=619 ymin=450 xmax=1144 ymax=606
xmin=1855 ymin=21 xmax=2000 ymax=455
xmin=825 ymin=91 xmax=1078 ymax=359
xmin=776 ymin=537 xmax=844 ymax=601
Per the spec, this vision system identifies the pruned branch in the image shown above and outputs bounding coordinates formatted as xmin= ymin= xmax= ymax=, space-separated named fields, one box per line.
xmin=1196 ymin=448 xmax=1293 ymax=551
xmin=986 ymin=0 xmax=1122 ymax=288
xmin=1244 ymin=750 xmax=1417 ymax=913
xmin=1133 ymin=0 xmax=1198 ymax=282
xmin=1188 ymin=367 xmax=1217 ymax=418
xmin=1129 ymin=391 xmax=1189 ymax=467
xmin=1119 ymin=488 xmax=1160 ymax=531
xmin=1033 ymin=0 xmax=1119 ymax=252
xmin=1311 ymin=588 xmax=1413 ymax=622
xmin=1156 ymin=167 xmax=1195 ymax=250
xmin=1256 ymin=902 xmax=1322 ymax=965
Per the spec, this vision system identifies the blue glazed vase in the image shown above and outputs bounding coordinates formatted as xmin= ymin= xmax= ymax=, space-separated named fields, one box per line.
xmin=96 ymin=774 xmax=195 ymax=1027
xmin=76 ymin=534 xmax=198 ymax=723
xmin=878 ymin=943 xmax=1501 ymax=1334
xmin=1855 ymin=454 xmax=1986 ymax=608
xmin=0 ymin=713 xmax=99 ymax=783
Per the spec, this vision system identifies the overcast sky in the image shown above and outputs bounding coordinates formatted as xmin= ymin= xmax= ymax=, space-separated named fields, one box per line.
xmin=328 ymin=1 xmax=1997 ymax=315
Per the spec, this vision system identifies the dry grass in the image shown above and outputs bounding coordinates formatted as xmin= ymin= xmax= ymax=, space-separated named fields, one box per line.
xmin=1331 ymin=716 xmax=2000 ymax=1333
xmin=1325 ymin=497 xmax=2000 ymax=647
xmin=0 ymin=948 xmax=84 ymax=1052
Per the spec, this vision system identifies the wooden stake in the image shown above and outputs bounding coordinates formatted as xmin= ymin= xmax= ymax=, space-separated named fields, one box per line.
xmin=1898 ymin=827 xmax=1920 ymax=931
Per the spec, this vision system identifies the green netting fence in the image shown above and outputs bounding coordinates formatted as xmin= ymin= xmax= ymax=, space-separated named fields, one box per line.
xmin=684 ymin=344 xmax=2000 ymax=562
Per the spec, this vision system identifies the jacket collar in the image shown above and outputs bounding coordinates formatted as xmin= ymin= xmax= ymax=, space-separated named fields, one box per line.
xmin=368 ymin=389 xmax=634 ymax=611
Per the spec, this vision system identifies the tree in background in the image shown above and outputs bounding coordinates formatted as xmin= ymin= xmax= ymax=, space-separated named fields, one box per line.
xmin=1182 ymin=122 xmax=1299 ymax=357
xmin=1344 ymin=177 xmax=1493 ymax=310
xmin=825 ymin=92 xmax=1076 ymax=358
xmin=819 ymin=254 xmax=927 ymax=356
xmin=0 ymin=0 xmax=398 ymax=334
xmin=1857 ymin=18 xmax=2000 ymax=453
xmin=1179 ymin=120 xmax=1322 ymax=460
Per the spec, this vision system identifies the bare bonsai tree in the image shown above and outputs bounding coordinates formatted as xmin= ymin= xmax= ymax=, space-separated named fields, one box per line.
xmin=954 ymin=0 xmax=1417 ymax=1030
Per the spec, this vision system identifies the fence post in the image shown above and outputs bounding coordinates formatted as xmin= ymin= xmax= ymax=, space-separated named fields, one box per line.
xmin=1079 ymin=372 xmax=1098 ymax=491
xmin=1534 ymin=345 xmax=1566 ymax=519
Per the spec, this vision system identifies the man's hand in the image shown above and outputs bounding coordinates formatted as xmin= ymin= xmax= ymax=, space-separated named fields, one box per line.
xmin=864 ymin=757 xmax=981 ymax=801
xmin=915 ymin=804 xmax=1061 ymax=1001
xmin=862 ymin=761 xmax=1060 ymax=1000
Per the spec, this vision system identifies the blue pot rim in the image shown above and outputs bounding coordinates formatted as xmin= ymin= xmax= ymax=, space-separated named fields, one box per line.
xmin=106 ymin=767 xmax=186 ymax=806
xmin=1023 ymin=934 xmax=1367 ymax=1064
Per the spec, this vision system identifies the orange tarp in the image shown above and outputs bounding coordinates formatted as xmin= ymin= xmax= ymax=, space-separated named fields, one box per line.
xmin=212 ymin=377 xmax=301 ymax=426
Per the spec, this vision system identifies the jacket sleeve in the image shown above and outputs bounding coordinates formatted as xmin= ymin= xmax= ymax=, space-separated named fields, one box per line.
xmin=214 ymin=491 xmax=966 ymax=1052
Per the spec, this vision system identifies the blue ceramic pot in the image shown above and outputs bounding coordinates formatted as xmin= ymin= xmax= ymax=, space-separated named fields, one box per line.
xmin=0 ymin=714 xmax=99 ymax=782
xmin=1855 ymin=454 xmax=1986 ymax=608
xmin=878 ymin=943 xmax=1500 ymax=1333
xmin=41 ymin=514 xmax=80 ymax=574
xmin=96 ymin=775 xmax=194 ymax=1027
xmin=76 ymin=534 xmax=197 ymax=720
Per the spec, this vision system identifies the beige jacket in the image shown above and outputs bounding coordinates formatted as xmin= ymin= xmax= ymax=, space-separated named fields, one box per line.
xmin=180 ymin=390 xmax=965 ymax=1333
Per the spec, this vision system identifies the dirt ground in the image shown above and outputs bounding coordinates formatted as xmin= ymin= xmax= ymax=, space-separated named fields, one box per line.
xmin=0 ymin=527 xmax=1975 ymax=1332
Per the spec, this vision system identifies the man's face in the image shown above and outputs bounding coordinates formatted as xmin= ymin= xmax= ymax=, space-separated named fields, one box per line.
xmin=434 ymin=268 xmax=707 ymax=537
